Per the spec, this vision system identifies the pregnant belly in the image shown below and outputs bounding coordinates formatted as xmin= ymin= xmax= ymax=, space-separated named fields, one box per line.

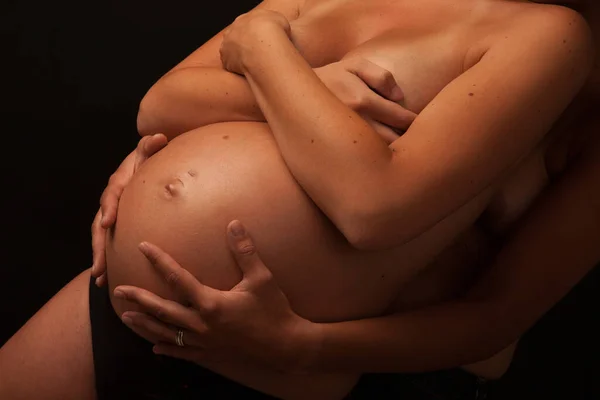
xmin=106 ymin=122 xmax=420 ymax=324
xmin=105 ymin=122 xmax=446 ymax=399
xmin=103 ymin=122 xmax=497 ymax=398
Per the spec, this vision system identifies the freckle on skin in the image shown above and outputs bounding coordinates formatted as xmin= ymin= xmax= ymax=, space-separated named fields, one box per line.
xmin=222 ymin=135 xmax=230 ymax=140
xmin=311 ymin=139 xmax=315 ymax=143
xmin=469 ymin=93 xmax=474 ymax=96
xmin=353 ymin=140 xmax=357 ymax=144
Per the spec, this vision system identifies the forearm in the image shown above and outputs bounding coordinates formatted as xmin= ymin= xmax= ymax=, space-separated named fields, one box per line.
xmin=308 ymin=300 xmax=498 ymax=373
xmin=304 ymin=143 xmax=600 ymax=374
xmin=137 ymin=67 xmax=263 ymax=139
xmin=241 ymin=29 xmax=395 ymax=248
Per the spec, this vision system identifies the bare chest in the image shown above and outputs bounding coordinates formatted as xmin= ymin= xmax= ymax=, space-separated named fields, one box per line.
xmin=292 ymin=0 xmax=491 ymax=111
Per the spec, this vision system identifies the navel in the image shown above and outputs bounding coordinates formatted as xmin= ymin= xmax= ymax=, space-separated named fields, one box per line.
xmin=162 ymin=177 xmax=185 ymax=198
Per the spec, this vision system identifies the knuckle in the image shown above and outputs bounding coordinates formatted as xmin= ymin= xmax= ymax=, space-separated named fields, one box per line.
xmin=201 ymin=299 xmax=220 ymax=318
xmin=348 ymin=92 xmax=366 ymax=110
xmin=165 ymin=271 xmax=180 ymax=287
xmin=376 ymin=71 xmax=394 ymax=91
xmin=236 ymin=240 xmax=256 ymax=256
xmin=137 ymin=136 xmax=149 ymax=150
xmin=154 ymin=306 xmax=166 ymax=320
xmin=350 ymin=57 xmax=367 ymax=70
xmin=381 ymin=70 xmax=394 ymax=83
xmin=255 ymin=269 xmax=274 ymax=285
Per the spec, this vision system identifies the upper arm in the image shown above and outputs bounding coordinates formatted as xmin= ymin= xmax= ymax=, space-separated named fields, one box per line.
xmin=373 ymin=8 xmax=594 ymax=246
xmin=166 ymin=0 xmax=305 ymax=71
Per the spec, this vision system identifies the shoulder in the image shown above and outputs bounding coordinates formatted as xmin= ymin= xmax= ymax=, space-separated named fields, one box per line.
xmin=507 ymin=5 xmax=594 ymax=63
xmin=477 ymin=5 xmax=595 ymax=99
xmin=258 ymin=0 xmax=307 ymax=19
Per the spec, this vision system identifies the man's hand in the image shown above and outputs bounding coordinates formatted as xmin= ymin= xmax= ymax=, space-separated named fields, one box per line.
xmin=114 ymin=220 xmax=320 ymax=373
xmin=91 ymin=134 xmax=168 ymax=286
xmin=315 ymin=58 xmax=417 ymax=143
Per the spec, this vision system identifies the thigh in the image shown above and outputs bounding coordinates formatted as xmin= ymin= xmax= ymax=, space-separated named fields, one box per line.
xmin=0 ymin=269 xmax=96 ymax=400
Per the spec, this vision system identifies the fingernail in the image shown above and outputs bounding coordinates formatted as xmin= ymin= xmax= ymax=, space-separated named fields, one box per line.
xmin=139 ymin=242 xmax=150 ymax=252
xmin=122 ymin=316 xmax=133 ymax=326
xmin=95 ymin=277 xmax=102 ymax=287
xmin=114 ymin=289 xmax=125 ymax=299
xmin=230 ymin=221 xmax=245 ymax=237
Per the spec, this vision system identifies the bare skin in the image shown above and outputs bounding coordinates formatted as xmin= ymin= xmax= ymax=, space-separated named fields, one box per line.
xmin=0 ymin=0 xmax=592 ymax=398
xmin=104 ymin=0 xmax=591 ymax=398
xmin=0 ymin=270 xmax=96 ymax=400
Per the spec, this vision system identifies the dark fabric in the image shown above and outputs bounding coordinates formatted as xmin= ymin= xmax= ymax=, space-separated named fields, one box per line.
xmin=89 ymin=276 xmax=277 ymax=400
xmin=352 ymin=370 xmax=494 ymax=400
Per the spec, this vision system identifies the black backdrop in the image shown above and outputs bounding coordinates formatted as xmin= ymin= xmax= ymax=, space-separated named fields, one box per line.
xmin=2 ymin=0 xmax=599 ymax=398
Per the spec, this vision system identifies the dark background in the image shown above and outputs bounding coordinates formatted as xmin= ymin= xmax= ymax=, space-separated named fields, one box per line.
xmin=2 ymin=0 xmax=599 ymax=398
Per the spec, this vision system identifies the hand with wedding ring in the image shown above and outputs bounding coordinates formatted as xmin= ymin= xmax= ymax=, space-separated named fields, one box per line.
xmin=114 ymin=220 xmax=320 ymax=372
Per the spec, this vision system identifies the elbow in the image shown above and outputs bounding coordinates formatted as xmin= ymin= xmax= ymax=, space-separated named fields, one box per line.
xmin=339 ymin=205 xmax=416 ymax=251
xmin=136 ymin=89 xmax=162 ymax=137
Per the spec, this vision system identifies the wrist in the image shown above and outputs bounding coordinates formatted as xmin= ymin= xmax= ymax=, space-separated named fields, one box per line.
xmin=240 ymin=26 xmax=293 ymax=76
xmin=283 ymin=319 xmax=323 ymax=375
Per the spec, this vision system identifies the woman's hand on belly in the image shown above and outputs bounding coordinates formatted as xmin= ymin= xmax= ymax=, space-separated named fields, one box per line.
xmin=113 ymin=220 xmax=320 ymax=373
xmin=91 ymin=133 xmax=167 ymax=286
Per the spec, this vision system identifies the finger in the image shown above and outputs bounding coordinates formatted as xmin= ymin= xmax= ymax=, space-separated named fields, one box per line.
xmin=121 ymin=311 xmax=178 ymax=344
xmin=153 ymin=344 xmax=205 ymax=363
xmin=143 ymin=133 xmax=168 ymax=158
xmin=91 ymin=209 xmax=107 ymax=278
xmin=226 ymin=220 xmax=274 ymax=286
xmin=114 ymin=285 xmax=199 ymax=329
xmin=362 ymin=116 xmax=402 ymax=145
xmin=95 ymin=273 xmax=107 ymax=287
xmin=133 ymin=135 xmax=152 ymax=170
xmin=120 ymin=314 xmax=163 ymax=344
xmin=347 ymin=59 xmax=404 ymax=102
xmin=138 ymin=242 xmax=220 ymax=310
xmin=134 ymin=134 xmax=168 ymax=171
xmin=362 ymin=95 xmax=417 ymax=132
xmin=99 ymin=181 xmax=123 ymax=229
xmin=123 ymin=311 xmax=205 ymax=348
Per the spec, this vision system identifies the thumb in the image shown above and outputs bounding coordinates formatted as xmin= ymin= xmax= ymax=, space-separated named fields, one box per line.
xmin=226 ymin=220 xmax=271 ymax=282
xmin=143 ymin=133 xmax=168 ymax=158
xmin=135 ymin=134 xmax=168 ymax=170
